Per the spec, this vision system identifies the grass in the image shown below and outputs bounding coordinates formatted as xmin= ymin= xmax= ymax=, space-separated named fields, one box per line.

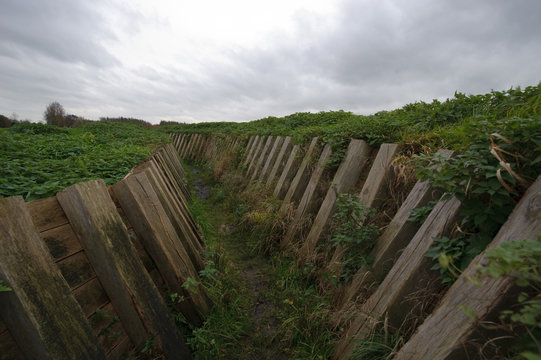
xmin=183 ymin=161 xmax=337 ymax=359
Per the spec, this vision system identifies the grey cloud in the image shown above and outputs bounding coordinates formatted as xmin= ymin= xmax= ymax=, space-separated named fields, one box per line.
xmin=0 ymin=0 xmax=118 ymax=67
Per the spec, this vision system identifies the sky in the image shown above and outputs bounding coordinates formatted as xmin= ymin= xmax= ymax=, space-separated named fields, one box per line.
xmin=0 ymin=0 xmax=540 ymax=124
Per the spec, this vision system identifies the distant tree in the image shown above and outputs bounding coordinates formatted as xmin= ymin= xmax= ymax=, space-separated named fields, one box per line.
xmin=0 ymin=114 xmax=13 ymax=128
xmin=44 ymin=102 xmax=66 ymax=126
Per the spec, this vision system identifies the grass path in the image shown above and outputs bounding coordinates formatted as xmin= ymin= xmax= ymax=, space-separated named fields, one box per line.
xmin=188 ymin=167 xmax=289 ymax=359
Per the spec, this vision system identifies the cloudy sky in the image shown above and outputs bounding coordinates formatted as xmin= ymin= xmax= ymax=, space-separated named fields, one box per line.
xmin=1 ymin=0 xmax=540 ymax=124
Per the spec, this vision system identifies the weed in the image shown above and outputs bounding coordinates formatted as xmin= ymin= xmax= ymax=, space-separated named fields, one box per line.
xmin=0 ymin=280 xmax=11 ymax=292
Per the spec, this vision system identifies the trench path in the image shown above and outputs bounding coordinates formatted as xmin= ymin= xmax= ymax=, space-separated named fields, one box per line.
xmin=191 ymin=168 xmax=287 ymax=360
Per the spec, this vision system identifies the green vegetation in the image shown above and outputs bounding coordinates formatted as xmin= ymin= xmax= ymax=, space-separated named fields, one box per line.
xmin=0 ymin=121 xmax=169 ymax=201
xmin=184 ymin=163 xmax=336 ymax=359
xmin=481 ymin=239 xmax=541 ymax=359
xmin=161 ymin=83 xmax=541 ymax=151
xmin=328 ymin=194 xmax=379 ymax=282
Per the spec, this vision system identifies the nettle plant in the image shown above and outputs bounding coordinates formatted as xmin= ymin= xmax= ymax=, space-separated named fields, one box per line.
xmin=414 ymin=117 xmax=540 ymax=284
xmin=330 ymin=193 xmax=379 ymax=282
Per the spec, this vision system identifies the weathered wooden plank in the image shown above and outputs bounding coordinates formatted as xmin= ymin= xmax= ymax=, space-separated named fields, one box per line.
xmin=177 ymin=134 xmax=187 ymax=154
xmin=112 ymin=174 xmax=211 ymax=324
xmin=260 ymin=136 xmax=284 ymax=181
xmin=57 ymin=251 xmax=96 ymax=288
xmin=274 ymin=144 xmax=301 ymax=199
xmin=394 ymin=175 xmax=541 ymax=360
xmin=327 ymin=143 xmax=399 ymax=276
xmin=57 ymin=180 xmax=192 ymax=358
xmin=183 ymin=133 xmax=198 ymax=159
xmin=73 ymin=277 xmax=110 ymax=317
xmin=244 ymin=136 xmax=255 ymax=160
xmin=40 ymin=223 xmax=82 ymax=260
xmin=140 ymin=165 xmax=205 ymax=271
xmin=0 ymin=196 xmax=107 ymax=360
xmin=179 ymin=134 xmax=191 ymax=158
xmin=244 ymin=135 xmax=260 ymax=167
xmin=191 ymin=134 xmax=204 ymax=160
xmin=250 ymin=136 xmax=274 ymax=180
xmin=26 ymin=196 xmax=68 ymax=232
xmin=149 ymin=158 xmax=201 ymax=243
xmin=282 ymin=137 xmax=319 ymax=207
xmin=247 ymin=136 xmax=266 ymax=175
xmin=333 ymin=195 xmax=461 ymax=360
xmin=267 ymin=136 xmax=292 ymax=187
xmin=342 ymin=149 xmax=454 ymax=305
xmin=281 ymin=144 xmax=333 ymax=250
xmin=299 ymin=139 xmax=371 ymax=259
xmin=358 ymin=143 xmax=401 ymax=207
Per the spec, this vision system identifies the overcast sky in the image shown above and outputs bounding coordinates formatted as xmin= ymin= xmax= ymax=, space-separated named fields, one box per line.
xmin=1 ymin=0 xmax=540 ymax=124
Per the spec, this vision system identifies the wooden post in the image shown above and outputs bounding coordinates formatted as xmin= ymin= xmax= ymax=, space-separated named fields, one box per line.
xmin=134 ymin=164 xmax=205 ymax=271
xmin=247 ymin=136 xmax=266 ymax=176
xmin=342 ymin=149 xmax=454 ymax=306
xmin=327 ymin=143 xmax=399 ymax=275
xmin=57 ymin=181 xmax=192 ymax=359
xmin=249 ymin=136 xmax=274 ymax=180
xmin=179 ymin=134 xmax=191 ymax=158
xmin=0 ymin=196 xmax=107 ymax=360
xmin=281 ymin=137 xmax=319 ymax=207
xmin=184 ymin=134 xmax=198 ymax=159
xmin=394 ymin=176 xmax=541 ymax=360
xmin=259 ymin=136 xmax=284 ymax=181
xmin=112 ymin=173 xmax=211 ymax=324
xmin=244 ymin=135 xmax=261 ymax=167
xmin=274 ymin=144 xmax=301 ymax=199
xmin=243 ymin=136 xmax=256 ymax=164
xmin=299 ymin=139 xmax=371 ymax=259
xmin=281 ymin=144 xmax=333 ymax=250
xmin=267 ymin=136 xmax=292 ymax=187
xmin=333 ymin=195 xmax=461 ymax=360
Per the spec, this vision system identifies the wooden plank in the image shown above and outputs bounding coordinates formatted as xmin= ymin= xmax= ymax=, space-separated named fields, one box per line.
xmin=57 ymin=251 xmax=96 ymax=288
xmin=149 ymin=158 xmax=201 ymax=243
xmin=0 ymin=196 xmax=106 ymax=360
xmin=273 ymin=144 xmax=301 ymax=199
xmin=333 ymin=195 xmax=461 ymax=360
xmin=179 ymin=134 xmax=191 ymax=158
xmin=183 ymin=134 xmax=198 ymax=159
xmin=342 ymin=149 xmax=454 ymax=305
xmin=40 ymin=223 xmax=83 ymax=260
xmin=247 ymin=136 xmax=266 ymax=175
xmin=358 ymin=143 xmax=401 ymax=207
xmin=73 ymin=277 xmax=110 ymax=317
xmin=267 ymin=136 xmax=292 ymax=187
xmin=250 ymin=135 xmax=274 ymax=180
xmin=282 ymin=137 xmax=319 ymax=207
xmin=26 ymin=196 xmax=68 ymax=232
xmin=112 ymin=174 xmax=211 ymax=324
xmin=394 ymin=175 xmax=541 ymax=360
xmin=244 ymin=136 xmax=255 ymax=162
xmin=281 ymin=144 xmax=333 ymax=250
xmin=327 ymin=143 xmax=399 ymax=276
xmin=299 ymin=139 xmax=371 ymax=259
xmin=57 ymin=180 xmax=192 ymax=358
xmin=259 ymin=136 xmax=284 ymax=181
xmin=243 ymin=135 xmax=260 ymax=167
xmin=141 ymin=165 xmax=205 ymax=271
xmin=190 ymin=134 xmax=203 ymax=160
xmin=177 ymin=134 xmax=187 ymax=154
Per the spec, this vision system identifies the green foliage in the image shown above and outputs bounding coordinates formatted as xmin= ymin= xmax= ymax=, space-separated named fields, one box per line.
xmin=416 ymin=116 xmax=540 ymax=284
xmin=165 ymin=83 xmax=541 ymax=151
xmin=329 ymin=194 xmax=379 ymax=282
xmin=480 ymin=239 xmax=541 ymax=359
xmin=407 ymin=202 xmax=435 ymax=224
xmin=0 ymin=280 xmax=11 ymax=292
xmin=0 ymin=121 xmax=169 ymax=201
xmin=350 ymin=322 xmax=404 ymax=360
